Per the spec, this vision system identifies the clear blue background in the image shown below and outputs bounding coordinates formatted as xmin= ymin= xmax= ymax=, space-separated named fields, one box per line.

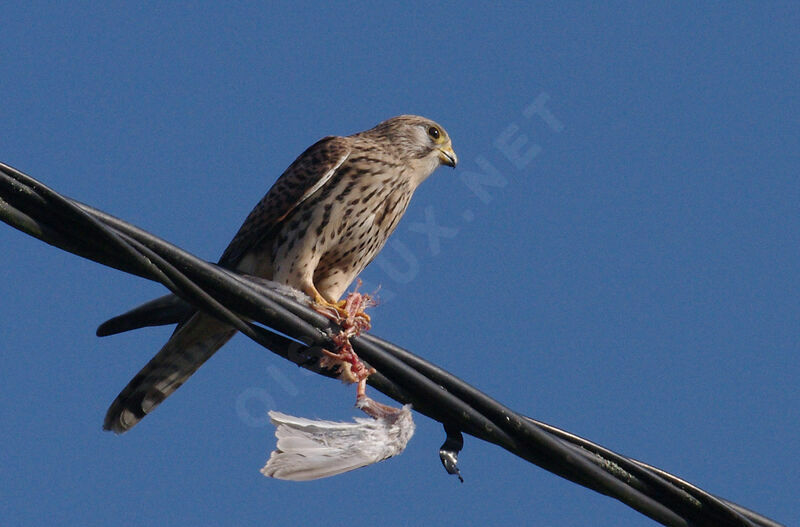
xmin=2 ymin=3 xmax=798 ymax=526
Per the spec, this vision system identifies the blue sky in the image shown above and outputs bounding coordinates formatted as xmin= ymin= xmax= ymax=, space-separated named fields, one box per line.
xmin=2 ymin=3 xmax=798 ymax=526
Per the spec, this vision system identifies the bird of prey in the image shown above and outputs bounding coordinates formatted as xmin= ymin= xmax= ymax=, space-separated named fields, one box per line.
xmin=101 ymin=115 xmax=457 ymax=434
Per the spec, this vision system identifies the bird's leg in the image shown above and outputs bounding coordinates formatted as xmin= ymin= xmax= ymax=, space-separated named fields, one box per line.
xmin=307 ymin=282 xmax=372 ymax=326
xmin=309 ymin=288 xmax=348 ymax=322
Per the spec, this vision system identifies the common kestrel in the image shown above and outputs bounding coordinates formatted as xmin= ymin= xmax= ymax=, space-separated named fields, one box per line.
xmin=102 ymin=115 xmax=457 ymax=433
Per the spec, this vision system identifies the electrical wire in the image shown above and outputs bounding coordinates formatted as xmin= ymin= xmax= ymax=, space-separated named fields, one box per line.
xmin=0 ymin=162 xmax=784 ymax=527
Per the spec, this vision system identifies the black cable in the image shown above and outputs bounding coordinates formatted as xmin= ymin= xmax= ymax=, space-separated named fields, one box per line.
xmin=1 ymin=162 xmax=783 ymax=527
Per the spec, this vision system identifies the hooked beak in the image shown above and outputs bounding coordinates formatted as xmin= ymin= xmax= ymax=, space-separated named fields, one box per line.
xmin=438 ymin=143 xmax=458 ymax=168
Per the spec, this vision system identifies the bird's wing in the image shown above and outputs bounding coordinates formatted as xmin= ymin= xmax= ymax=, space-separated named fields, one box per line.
xmin=218 ymin=135 xmax=351 ymax=267
xmin=95 ymin=135 xmax=350 ymax=338
xmin=261 ymin=408 xmax=415 ymax=481
xmin=96 ymin=293 xmax=192 ymax=336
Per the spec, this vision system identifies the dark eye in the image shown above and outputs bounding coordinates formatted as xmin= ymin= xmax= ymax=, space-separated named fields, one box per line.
xmin=428 ymin=126 xmax=440 ymax=140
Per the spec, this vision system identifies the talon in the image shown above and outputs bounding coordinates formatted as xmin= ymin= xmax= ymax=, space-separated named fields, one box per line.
xmin=306 ymin=281 xmax=375 ymax=328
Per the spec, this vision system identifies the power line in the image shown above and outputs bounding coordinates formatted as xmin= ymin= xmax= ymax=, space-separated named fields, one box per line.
xmin=0 ymin=162 xmax=783 ymax=527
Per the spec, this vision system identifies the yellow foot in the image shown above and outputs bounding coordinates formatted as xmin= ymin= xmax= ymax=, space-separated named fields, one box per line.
xmin=307 ymin=283 xmax=373 ymax=329
xmin=311 ymin=292 xmax=348 ymax=321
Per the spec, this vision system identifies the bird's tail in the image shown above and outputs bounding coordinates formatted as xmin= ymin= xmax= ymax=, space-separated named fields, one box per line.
xmin=103 ymin=311 xmax=236 ymax=434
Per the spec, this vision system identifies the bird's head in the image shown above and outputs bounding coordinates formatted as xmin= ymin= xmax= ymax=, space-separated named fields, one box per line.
xmin=364 ymin=115 xmax=457 ymax=184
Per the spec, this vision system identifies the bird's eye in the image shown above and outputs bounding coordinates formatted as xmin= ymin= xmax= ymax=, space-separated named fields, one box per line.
xmin=428 ymin=126 xmax=440 ymax=140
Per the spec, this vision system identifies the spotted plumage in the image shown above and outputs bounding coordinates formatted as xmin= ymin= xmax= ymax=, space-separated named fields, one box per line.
xmin=102 ymin=115 xmax=457 ymax=433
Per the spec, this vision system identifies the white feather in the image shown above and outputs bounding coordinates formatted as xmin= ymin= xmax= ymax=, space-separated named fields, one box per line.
xmin=261 ymin=406 xmax=415 ymax=481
